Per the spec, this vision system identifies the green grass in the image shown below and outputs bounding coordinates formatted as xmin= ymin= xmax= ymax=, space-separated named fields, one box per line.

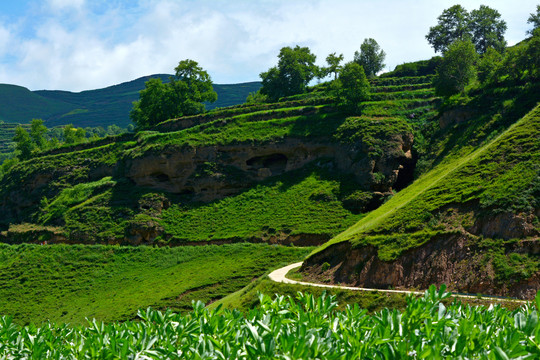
xmin=0 ymin=243 xmax=311 ymax=325
xmin=312 ymin=103 xmax=540 ymax=261
xmin=33 ymin=166 xmax=364 ymax=244
xmin=160 ymin=168 xmax=364 ymax=242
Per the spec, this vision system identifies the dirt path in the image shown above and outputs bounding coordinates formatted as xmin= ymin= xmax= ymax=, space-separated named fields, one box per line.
xmin=268 ymin=262 xmax=527 ymax=303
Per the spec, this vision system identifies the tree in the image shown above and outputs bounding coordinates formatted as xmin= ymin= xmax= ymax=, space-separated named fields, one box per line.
xmin=323 ymin=52 xmax=344 ymax=80
xmin=130 ymin=60 xmax=217 ymax=129
xmin=63 ymin=124 xmax=86 ymax=145
xmin=354 ymin=38 xmax=386 ymax=78
xmin=477 ymin=47 xmax=502 ymax=84
xmin=469 ymin=5 xmax=507 ymax=53
xmin=259 ymin=45 xmax=318 ymax=101
xmin=338 ymin=62 xmax=370 ymax=111
xmin=426 ymin=5 xmax=471 ymax=53
xmin=29 ymin=118 xmax=48 ymax=150
xmin=527 ymin=5 xmax=540 ymax=35
xmin=427 ymin=5 xmax=507 ymax=54
xmin=13 ymin=126 xmax=34 ymax=160
xmin=172 ymin=59 xmax=217 ymax=115
xmin=433 ymin=39 xmax=478 ymax=96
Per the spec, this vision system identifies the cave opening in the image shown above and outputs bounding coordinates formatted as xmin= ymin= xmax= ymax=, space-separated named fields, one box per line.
xmin=246 ymin=153 xmax=288 ymax=173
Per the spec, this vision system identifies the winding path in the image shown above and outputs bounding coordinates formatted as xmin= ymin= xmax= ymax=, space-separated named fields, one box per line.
xmin=268 ymin=262 xmax=527 ymax=303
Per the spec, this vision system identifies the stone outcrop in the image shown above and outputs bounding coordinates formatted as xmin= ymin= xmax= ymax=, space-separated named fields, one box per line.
xmin=302 ymin=232 xmax=540 ymax=300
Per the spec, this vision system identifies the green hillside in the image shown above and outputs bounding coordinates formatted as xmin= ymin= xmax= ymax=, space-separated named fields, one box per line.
xmin=304 ymin=79 xmax=540 ymax=298
xmin=0 ymin=75 xmax=436 ymax=246
xmin=0 ymin=76 xmax=261 ymax=128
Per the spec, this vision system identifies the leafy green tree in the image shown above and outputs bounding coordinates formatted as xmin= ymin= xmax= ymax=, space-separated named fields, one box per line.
xmin=63 ymin=125 xmax=86 ymax=145
xmin=13 ymin=126 xmax=35 ymax=160
xmin=469 ymin=5 xmax=507 ymax=53
xmin=433 ymin=39 xmax=478 ymax=96
xmin=259 ymin=46 xmax=318 ymax=101
xmin=131 ymin=60 xmax=217 ymax=129
xmin=106 ymin=124 xmax=123 ymax=135
xmin=426 ymin=5 xmax=471 ymax=53
xmin=477 ymin=47 xmax=502 ymax=84
xmin=338 ymin=62 xmax=370 ymax=111
xmin=245 ymin=90 xmax=268 ymax=104
xmin=527 ymin=5 xmax=540 ymax=35
xmin=354 ymin=38 xmax=386 ymax=78
xmin=323 ymin=52 xmax=344 ymax=80
xmin=427 ymin=5 xmax=507 ymax=54
xmin=29 ymin=119 xmax=48 ymax=150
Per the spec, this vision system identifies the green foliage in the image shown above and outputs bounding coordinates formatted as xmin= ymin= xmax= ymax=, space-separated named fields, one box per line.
xmin=427 ymin=4 xmax=507 ymax=54
xmin=477 ymin=47 xmax=503 ymax=84
xmin=12 ymin=126 xmax=34 ymax=160
xmin=426 ymin=4 xmax=471 ymax=53
xmin=334 ymin=116 xmax=411 ymax=157
xmin=381 ymin=57 xmax=442 ymax=78
xmin=337 ymin=62 xmax=370 ymax=111
xmin=469 ymin=5 xmax=507 ymax=53
xmin=39 ymin=177 xmax=116 ymax=225
xmin=3 ymin=288 xmax=540 ymax=358
xmin=245 ymin=90 xmax=268 ymax=104
xmin=322 ymin=52 xmax=344 ymax=80
xmin=353 ymin=38 xmax=386 ymax=78
xmin=63 ymin=124 xmax=86 ymax=145
xmin=259 ymin=46 xmax=318 ymax=101
xmin=527 ymin=5 xmax=540 ymax=35
xmin=130 ymin=60 xmax=217 ymax=129
xmin=29 ymin=119 xmax=48 ymax=150
xmin=434 ymin=39 xmax=478 ymax=96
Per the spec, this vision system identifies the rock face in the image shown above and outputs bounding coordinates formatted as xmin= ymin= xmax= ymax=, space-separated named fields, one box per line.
xmin=0 ymin=128 xmax=414 ymax=230
xmin=124 ymin=134 xmax=414 ymax=202
xmin=303 ymin=232 xmax=540 ymax=300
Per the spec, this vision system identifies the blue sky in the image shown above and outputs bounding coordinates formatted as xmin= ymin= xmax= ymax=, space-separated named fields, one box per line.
xmin=0 ymin=0 xmax=536 ymax=91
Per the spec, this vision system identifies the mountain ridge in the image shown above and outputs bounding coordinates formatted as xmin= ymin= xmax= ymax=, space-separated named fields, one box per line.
xmin=0 ymin=75 xmax=261 ymax=128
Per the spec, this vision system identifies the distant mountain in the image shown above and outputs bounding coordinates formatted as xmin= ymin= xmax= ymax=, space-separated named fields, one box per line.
xmin=0 ymin=76 xmax=261 ymax=128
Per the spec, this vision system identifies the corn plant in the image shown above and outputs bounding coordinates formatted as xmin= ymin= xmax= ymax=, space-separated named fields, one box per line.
xmin=0 ymin=285 xmax=538 ymax=359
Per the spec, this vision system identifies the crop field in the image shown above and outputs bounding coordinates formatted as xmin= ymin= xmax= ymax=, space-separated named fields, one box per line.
xmin=0 ymin=286 xmax=537 ymax=359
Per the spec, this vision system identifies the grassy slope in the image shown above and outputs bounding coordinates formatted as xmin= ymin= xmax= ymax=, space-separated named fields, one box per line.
xmin=312 ymin=102 xmax=539 ymax=261
xmin=159 ymin=167 xmax=364 ymax=242
xmin=0 ymin=243 xmax=310 ymax=325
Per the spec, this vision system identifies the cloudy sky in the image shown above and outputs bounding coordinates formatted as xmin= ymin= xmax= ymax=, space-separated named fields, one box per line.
xmin=0 ymin=0 xmax=536 ymax=91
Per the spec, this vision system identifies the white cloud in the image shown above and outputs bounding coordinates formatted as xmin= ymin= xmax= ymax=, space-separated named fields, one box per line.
xmin=0 ymin=0 xmax=535 ymax=91
xmin=48 ymin=0 xmax=85 ymax=11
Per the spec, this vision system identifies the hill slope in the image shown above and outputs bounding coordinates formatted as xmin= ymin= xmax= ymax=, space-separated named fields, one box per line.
xmin=303 ymin=98 xmax=539 ymax=299
xmin=0 ymin=76 xmax=261 ymax=128
xmin=0 ymin=76 xmax=437 ymax=247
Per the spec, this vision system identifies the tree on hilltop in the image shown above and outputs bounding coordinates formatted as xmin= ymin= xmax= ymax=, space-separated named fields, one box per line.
xmin=259 ymin=45 xmax=318 ymax=101
xmin=426 ymin=5 xmax=471 ymax=54
xmin=323 ymin=52 xmax=344 ymax=80
xmin=427 ymin=4 xmax=507 ymax=54
xmin=469 ymin=5 xmax=507 ymax=53
xmin=130 ymin=60 xmax=217 ymax=129
xmin=354 ymin=38 xmax=386 ymax=78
